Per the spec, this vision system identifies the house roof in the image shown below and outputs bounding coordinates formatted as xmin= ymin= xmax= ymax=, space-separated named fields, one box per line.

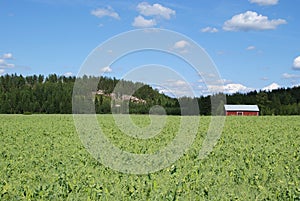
xmin=224 ymin=104 xmax=259 ymax=112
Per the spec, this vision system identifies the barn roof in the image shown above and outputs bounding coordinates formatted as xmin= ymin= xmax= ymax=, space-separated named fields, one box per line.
xmin=224 ymin=104 xmax=259 ymax=112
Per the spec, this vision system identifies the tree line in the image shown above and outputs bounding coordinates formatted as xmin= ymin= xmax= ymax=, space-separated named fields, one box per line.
xmin=1 ymin=74 xmax=300 ymax=115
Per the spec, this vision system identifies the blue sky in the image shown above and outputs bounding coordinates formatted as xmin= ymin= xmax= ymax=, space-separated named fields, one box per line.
xmin=1 ymin=0 xmax=300 ymax=96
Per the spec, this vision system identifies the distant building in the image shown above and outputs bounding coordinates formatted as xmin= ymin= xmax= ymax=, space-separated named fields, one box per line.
xmin=224 ymin=105 xmax=259 ymax=116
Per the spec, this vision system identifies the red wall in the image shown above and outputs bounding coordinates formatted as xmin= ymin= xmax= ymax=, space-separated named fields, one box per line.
xmin=226 ymin=111 xmax=259 ymax=116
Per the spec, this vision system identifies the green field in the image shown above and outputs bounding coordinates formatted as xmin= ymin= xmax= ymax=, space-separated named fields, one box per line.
xmin=0 ymin=115 xmax=299 ymax=200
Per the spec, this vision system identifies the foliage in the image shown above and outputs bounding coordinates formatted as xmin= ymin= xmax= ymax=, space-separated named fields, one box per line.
xmin=1 ymin=74 xmax=300 ymax=115
xmin=0 ymin=115 xmax=299 ymax=200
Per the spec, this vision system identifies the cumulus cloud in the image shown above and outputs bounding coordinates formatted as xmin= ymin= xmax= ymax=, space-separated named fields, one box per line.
xmin=223 ymin=83 xmax=252 ymax=93
xmin=2 ymin=53 xmax=13 ymax=59
xmin=173 ymin=40 xmax=190 ymax=49
xmin=246 ymin=46 xmax=256 ymax=50
xmin=132 ymin=2 xmax=175 ymax=28
xmin=201 ymin=27 xmax=219 ymax=33
xmin=207 ymin=83 xmax=254 ymax=94
xmin=158 ymin=79 xmax=194 ymax=97
xmin=282 ymin=73 xmax=300 ymax=79
xmin=170 ymin=80 xmax=188 ymax=87
xmin=64 ymin=72 xmax=73 ymax=77
xmin=172 ymin=40 xmax=190 ymax=54
xmin=91 ymin=7 xmax=120 ymax=20
xmin=199 ymin=78 xmax=231 ymax=85
xmin=0 ymin=58 xmax=15 ymax=68
xmin=223 ymin=11 xmax=286 ymax=31
xmin=216 ymin=79 xmax=232 ymax=85
xmin=262 ymin=83 xmax=280 ymax=91
xmin=6 ymin=63 xmax=14 ymax=68
xmin=132 ymin=15 xmax=156 ymax=28
xmin=137 ymin=2 xmax=175 ymax=19
xmin=100 ymin=66 xmax=112 ymax=73
xmin=0 ymin=69 xmax=5 ymax=75
xmin=249 ymin=0 xmax=278 ymax=6
xmin=293 ymin=56 xmax=300 ymax=70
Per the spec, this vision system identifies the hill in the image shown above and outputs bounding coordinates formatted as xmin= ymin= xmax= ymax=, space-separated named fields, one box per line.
xmin=0 ymin=74 xmax=300 ymax=115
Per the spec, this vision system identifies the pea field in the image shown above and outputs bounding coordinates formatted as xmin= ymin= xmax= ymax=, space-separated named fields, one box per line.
xmin=0 ymin=115 xmax=299 ymax=200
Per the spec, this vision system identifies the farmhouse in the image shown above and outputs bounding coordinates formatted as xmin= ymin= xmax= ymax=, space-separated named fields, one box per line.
xmin=224 ymin=104 xmax=259 ymax=116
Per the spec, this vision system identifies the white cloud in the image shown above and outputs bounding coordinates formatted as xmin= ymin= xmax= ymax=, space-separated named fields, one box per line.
xmin=158 ymin=79 xmax=194 ymax=97
xmin=246 ymin=46 xmax=256 ymax=50
xmin=172 ymin=80 xmax=187 ymax=86
xmin=223 ymin=11 xmax=286 ymax=31
xmin=172 ymin=40 xmax=190 ymax=54
xmin=91 ymin=7 xmax=120 ymax=20
xmin=64 ymin=72 xmax=73 ymax=77
xmin=249 ymin=0 xmax=278 ymax=6
xmin=132 ymin=15 xmax=156 ymax=28
xmin=199 ymin=78 xmax=231 ymax=85
xmin=6 ymin=63 xmax=15 ymax=68
xmin=0 ymin=69 xmax=5 ymax=75
xmin=198 ymin=71 xmax=218 ymax=79
xmin=223 ymin=83 xmax=253 ymax=93
xmin=262 ymin=83 xmax=280 ymax=91
xmin=216 ymin=79 xmax=232 ymax=85
xmin=137 ymin=2 xmax=175 ymax=19
xmin=207 ymin=83 xmax=254 ymax=94
xmin=2 ymin=53 xmax=13 ymax=59
xmin=0 ymin=59 xmax=15 ymax=68
xmin=293 ymin=56 xmax=300 ymax=69
xmin=173 ymin=40 xmax=190 ymax=49
xmin=282 ymin=73 xmax=300 ymax=79
xmin=100 ymin=66 xmax=112 ymax=73
xmin=201 ymin=27 xmax=219 ymax=33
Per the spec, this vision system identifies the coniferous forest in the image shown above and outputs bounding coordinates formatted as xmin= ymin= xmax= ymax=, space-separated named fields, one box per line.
xmin=0 ymin=74 xmax=300 ymax=115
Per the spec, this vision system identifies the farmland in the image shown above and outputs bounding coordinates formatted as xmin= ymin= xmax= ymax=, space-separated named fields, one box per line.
xmin=0 ymin=115 xmax=299 ymax=200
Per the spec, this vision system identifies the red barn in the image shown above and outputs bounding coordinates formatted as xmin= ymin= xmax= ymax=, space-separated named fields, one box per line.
xmin=224 ymin=105 xmax=259 ymax=116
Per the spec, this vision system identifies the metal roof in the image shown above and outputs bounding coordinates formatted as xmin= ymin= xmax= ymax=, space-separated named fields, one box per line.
xmin=224 ymin=104 xmax=259 ymax=112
